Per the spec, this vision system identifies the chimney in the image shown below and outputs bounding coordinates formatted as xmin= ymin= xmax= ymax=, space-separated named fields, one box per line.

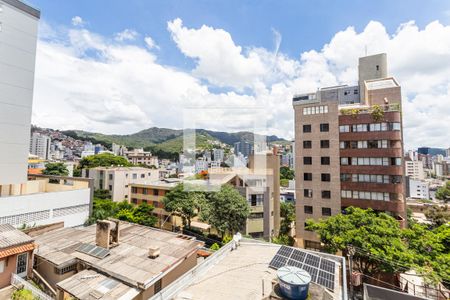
xmin=110 ymin=219 xmax=120 ymax=245
xmin=96 ymin=220 xmax=112 ymax=249
xmin=148 ymin=246 xmax=160 ymax=259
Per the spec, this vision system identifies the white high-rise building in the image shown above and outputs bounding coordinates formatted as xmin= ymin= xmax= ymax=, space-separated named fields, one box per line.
xmin=213 ymin=148 xmax=224 ymax=162
xmin=405 ymin=160 xmax=425 ymax=180
xmin=29 ymin=132 xmax=51 ymax=160
xmin=0 ymin=0 xmax=40 ymax=184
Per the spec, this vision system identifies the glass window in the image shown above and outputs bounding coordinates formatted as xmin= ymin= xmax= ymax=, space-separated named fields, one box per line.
xmin=320 ymin=140 xmax=330 ymax=148
xmin=304 ymin=189 xmax=313 ymax=198
xmin=321 ymin=173 xmax=331 ymax=182
xmin=304 ymin=206 xmax=313 ymax=214
xmin=351 ymin=157 xmax=358 ymax=165
xmin=303 ymin=141 xmax=312 ymax=149
xmin=324 ymin=106 xmax=328 ymax=113
xmin=303 ymin=124 xmax=312 ymax=133
xmin=304 ymin=173 xmax=313 ymax=181
xmin=319 ymin=106 xmax=324 ymax=113
xmin=322 ymin=190 xmax=331 ymax=199
xmin=392 ymin=123 xmax=401 ymax=130
xmin=381 ymin=123 xmax=388 ymax=131
xmin=321 ymin=157 xmax=330 ymax=165
xmin=320 ymin=123 xmax=329 ymax=132
xmin=303 ymin=157 xmax=312 ymax=165
xmin=322 ymin=207 xmax=332 ymax=216
xmin=340 ymin=142 xmax=345 ymax=149
xmin=341 ymin=157 xmax=349 ymax=165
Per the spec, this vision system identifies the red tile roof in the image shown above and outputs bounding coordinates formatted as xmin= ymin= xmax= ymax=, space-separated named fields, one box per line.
xmin=0 ymin=243 xmax=35 ymax=259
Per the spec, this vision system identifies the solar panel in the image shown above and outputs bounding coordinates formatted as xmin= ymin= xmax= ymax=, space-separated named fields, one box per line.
xmin=76 ymin=243 xmax=110 ymax=259
xmin=269 ymin=246 xmax=337 ymax=292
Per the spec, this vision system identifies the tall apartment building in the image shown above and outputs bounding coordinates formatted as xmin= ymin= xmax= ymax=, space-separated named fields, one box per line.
xmin=405 ymin=159 xmax=425 ymax=180
xmin=293 ymin=53 xmax=406 ymax=249
xmin=234 ymin=141 xmax=253 ymax=158
xmin=29 ymin=132 xmax=51 ymax=160
xmin=0 ymin=0 xmax=40 ymax=184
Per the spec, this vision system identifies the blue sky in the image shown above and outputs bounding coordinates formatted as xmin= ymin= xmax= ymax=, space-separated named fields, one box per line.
xmin=30 ymin=0 xmax=450 ymax=70
xmin=30 ymin=0 xmax=450 ymax=149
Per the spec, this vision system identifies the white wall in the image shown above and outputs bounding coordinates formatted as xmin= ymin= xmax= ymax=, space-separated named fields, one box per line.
xmin=0 ymin=1 xmax=39 ymax=184
xmin=0 ymin=189 xmax=90 ymax=228
xmin=409 ymin=180 xmax=430 ymax=200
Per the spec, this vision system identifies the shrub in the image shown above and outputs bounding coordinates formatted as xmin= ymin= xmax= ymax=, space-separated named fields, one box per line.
xmin=210 ymin=243 xmax=220 ymax=251
xmin=12 ymin=289 xmax=36 ymax=300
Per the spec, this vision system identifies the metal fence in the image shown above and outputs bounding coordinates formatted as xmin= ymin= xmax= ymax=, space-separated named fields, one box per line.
xmin=10 ymin=273 xmax=54 ymax=300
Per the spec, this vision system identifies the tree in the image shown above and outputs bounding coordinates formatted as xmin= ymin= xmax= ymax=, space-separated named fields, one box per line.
xmin=280 ymin=166 xmax=294 ymax=180
xmin=280 ymin=202 xmax=295 ymax=235
xmin=435 ymin=181 xmax=450 ymax=202
xmin=280 ymin=178 xmax=289 ymax=187
xmin=133 ymin=202 xmax=158 ymax=227
xmin=424 ymin=205 xmax=450 ymax=228
xmin=306 ymin=207 xmax=414 ymax=275
xmin=79 ymin=153 xmax=131 ymax=169
xmin=201 ymin=184 xmax=249 ymax=237
xmin=42 ymin=162 xmax=69 ymax=176
xmin=94 ymin=189 xmax=111 ymax=200
xmin=162 ymin=183 xmax=205 ymax=228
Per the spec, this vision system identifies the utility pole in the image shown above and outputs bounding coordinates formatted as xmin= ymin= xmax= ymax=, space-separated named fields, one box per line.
xmin=347 ymin=244 xmax=356 ymax=300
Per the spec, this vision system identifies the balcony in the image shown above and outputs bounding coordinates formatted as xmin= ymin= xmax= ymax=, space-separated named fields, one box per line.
xmin=339 ymin=103 xmax=400 ymax=116
xmin=341 ymin=197 xmax=406 ymax=214
xmin=292 ymin=93 xmax=319 ymax=105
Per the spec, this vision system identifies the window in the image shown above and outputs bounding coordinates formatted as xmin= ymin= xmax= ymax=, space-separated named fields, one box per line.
xmin=322 ymin=207 xmax=332 ymax=216
xmin=108 ymin=174 xmax=113 ymax=180
xmin=249 ymin=212 xmax=264 ymax=219
xmin=339 ymin=125 xmax=350 ymax=133
xmin=303 ymin=125 xmax=312 ymax=133
xmin=304 ymin=206 xmax=313 ymax=214
xmin=304 ymin=189 xmax=313 ymax=198
xmin=250 ymin=194 xmax=264 ymax=206
xmin=303 ymin=141 xmax=312 ymax=149
xmin=303 ymin=105 xmax=328 ymax=115
xmin=132 ymin=174 xmax=137 ymax=179
xmin=341 ymin=190 xmax=352 ymax=198
xmin=340 ymin=174 xmax=351 ymax=182
xmin=304 ymin=173 xmax=313 ymax=181
xmin=153 ymin=189 xmax=159 ymax=196
xmin=141 ymin=174 xmax=145 ymax=178
xmin=340 ymin=157 xmax=349 ymax=165
xmin=108 ymin=185 xmax=112 ymax=191
xmin=320 ymin=140 xmax=330 ymax=148
xmin=322 ymin=190 xmax=331 ymax=199
xmin=132 ymin=198 xmax=138 ymax=204
xmin=0 ymin=260 xmax=4 ymax=273
xmin=321 ymin=173 xmax=331 ymax=182
xmin=131 ymin=187 xmax=137 ymax=193
xmin=320 ymin=123 xmax=329 ymax=132
xmin=392 ymin=123 xmax=401 ymax=130
xmin=321 ymin=157 xmax=330 ymax=165
xmin=303 ymin=157 xmax=312 ymax=165
xmin=55 ymin=264 xmax=76 ymax=275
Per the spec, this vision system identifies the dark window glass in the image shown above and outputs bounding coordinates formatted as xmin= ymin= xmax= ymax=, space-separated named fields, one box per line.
xmin=322 ymin=207 xmax=332 ymax=216
xmin=304 ymin=206 xmax=313 ymax=214
xmin=132 ymin=198 xmax=138 ymax=204
xmin=304 ymin=189 xmax=313 ymax=198
xmin=304 ymin=173 xmax=313 ymax=181
xmin=322 ymin=191 xmax=331 ymax=198
xmin=303 ymin=125 xmax=311 ymax=133
xmin=321 ymin=157 xmax=330 ymax=165
xmin=303 ymin=141 xmax=312 ymax=149
xmin=321 ymin=173 xmax=331 ymax=182
xmin=320 ymin=123 xmax=329 ymax=132
xmin=320 ymin=140 xmax=330 ymax=148
xmin=303 ymin=157 xmax=312 ymax=165
xmin=153 ymin=189 xmax=159 ymax=196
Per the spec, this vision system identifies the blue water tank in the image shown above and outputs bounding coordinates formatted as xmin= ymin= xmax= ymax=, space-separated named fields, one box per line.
xmin=277 ymin=266 xmax=311 ymax=300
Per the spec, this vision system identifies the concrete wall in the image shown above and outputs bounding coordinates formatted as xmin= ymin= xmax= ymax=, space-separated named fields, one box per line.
xmin=0 ymin=188 xmax=90 ymax=228
xmin=0 ymin=0 xmax=39 ymax=185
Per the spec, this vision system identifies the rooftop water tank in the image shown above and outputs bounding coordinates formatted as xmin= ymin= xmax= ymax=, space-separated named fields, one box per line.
xmin=277 ymin=266 xmax=311 ymax=300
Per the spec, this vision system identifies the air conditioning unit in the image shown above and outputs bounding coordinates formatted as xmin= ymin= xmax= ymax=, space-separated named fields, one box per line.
xmin=148 ymin=246 xmax=160 ymax=259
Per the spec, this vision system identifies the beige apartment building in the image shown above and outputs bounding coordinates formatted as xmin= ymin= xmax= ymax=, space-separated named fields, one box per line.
xmin=125 ymin=148 xmax=159 ymax=168
xmin=293 ymin=53 xmax=406 ymax=249
xmin=83 ymin=167 xmax=159 ymax=202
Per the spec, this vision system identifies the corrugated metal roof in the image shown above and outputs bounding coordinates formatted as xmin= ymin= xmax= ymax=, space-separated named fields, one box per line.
xmin=0 ymin=224 xmax=34 ymax=249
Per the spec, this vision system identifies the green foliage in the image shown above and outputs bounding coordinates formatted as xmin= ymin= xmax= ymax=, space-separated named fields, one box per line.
xmin=210 ymin=243 xmax=220 ymax=251
xmin=306 ymin=207 xmax=414 ymax=275
xmin=280 ymin=166 xmax=294 ymax=180
xmin=371 ymin=104 xmax=385 ymax=122
xmin=280 ymin=178 xmax=289 ymax=187
xmin=79 ymin=153 xmax=131 ymax=169
xmin=201 ymin=184 xmax=250 ymax=237
xmin=94 ymin=189 xmax=111 ymax=200
xmin=280 ymin=202 xmax=295 ymax=235
xmin=272 ymin=234 xmax=294 ymax=246
xmin=435 ymin=181 xmax=450 ymax=201
xmin=72 ymin=166 xmax=82 ymax=177
xmin=308 ymin=207 xmax=450 ymax=285
xmin=222 ymin=235 xmax=232 ymax=244
xmin=424 ymin=205 xmax=450 ymax=228
xmin=162 ymin=183 xmax=205 ymax=228
xmin=87 ymin=199 xmax=156 ymax=227
xmin=42 ymin=162 xmax=69 ymax=176
xmin=11 ymin=289 xmax=36 ymax=300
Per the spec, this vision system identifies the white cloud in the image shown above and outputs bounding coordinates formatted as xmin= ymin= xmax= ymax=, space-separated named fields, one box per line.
xmin=33 ymin=19 xmax=450 ymax=149
xmin=144 ymin=36 xmax=159 ymax=49
xmin=114 ymin=29 xmax=138 ymax=42
xmin=71 ymin=16 xmax=84 ymax=27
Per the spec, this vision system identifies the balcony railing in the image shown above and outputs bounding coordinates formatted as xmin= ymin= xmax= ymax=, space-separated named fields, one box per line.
xmin=339 ymin=103 xmax=401 ymax=116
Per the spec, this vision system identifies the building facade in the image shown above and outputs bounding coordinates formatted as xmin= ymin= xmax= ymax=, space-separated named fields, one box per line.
xmin=83 ymin=167 xmax=159 ymax=202
xmin=125 ymin=148 xmax=159 ymax=168
xmin=29 ymin=132 xmax=51 ymax=160
xmin=405 ymin=159 xmax=425 ymax=180
xmin=0 ymin=0 xmax=40 ymax=184
xmin=293 ymin=53 xmax=406 ymax=249
xmin=408 ymin=179 xmax=430 ymax=200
